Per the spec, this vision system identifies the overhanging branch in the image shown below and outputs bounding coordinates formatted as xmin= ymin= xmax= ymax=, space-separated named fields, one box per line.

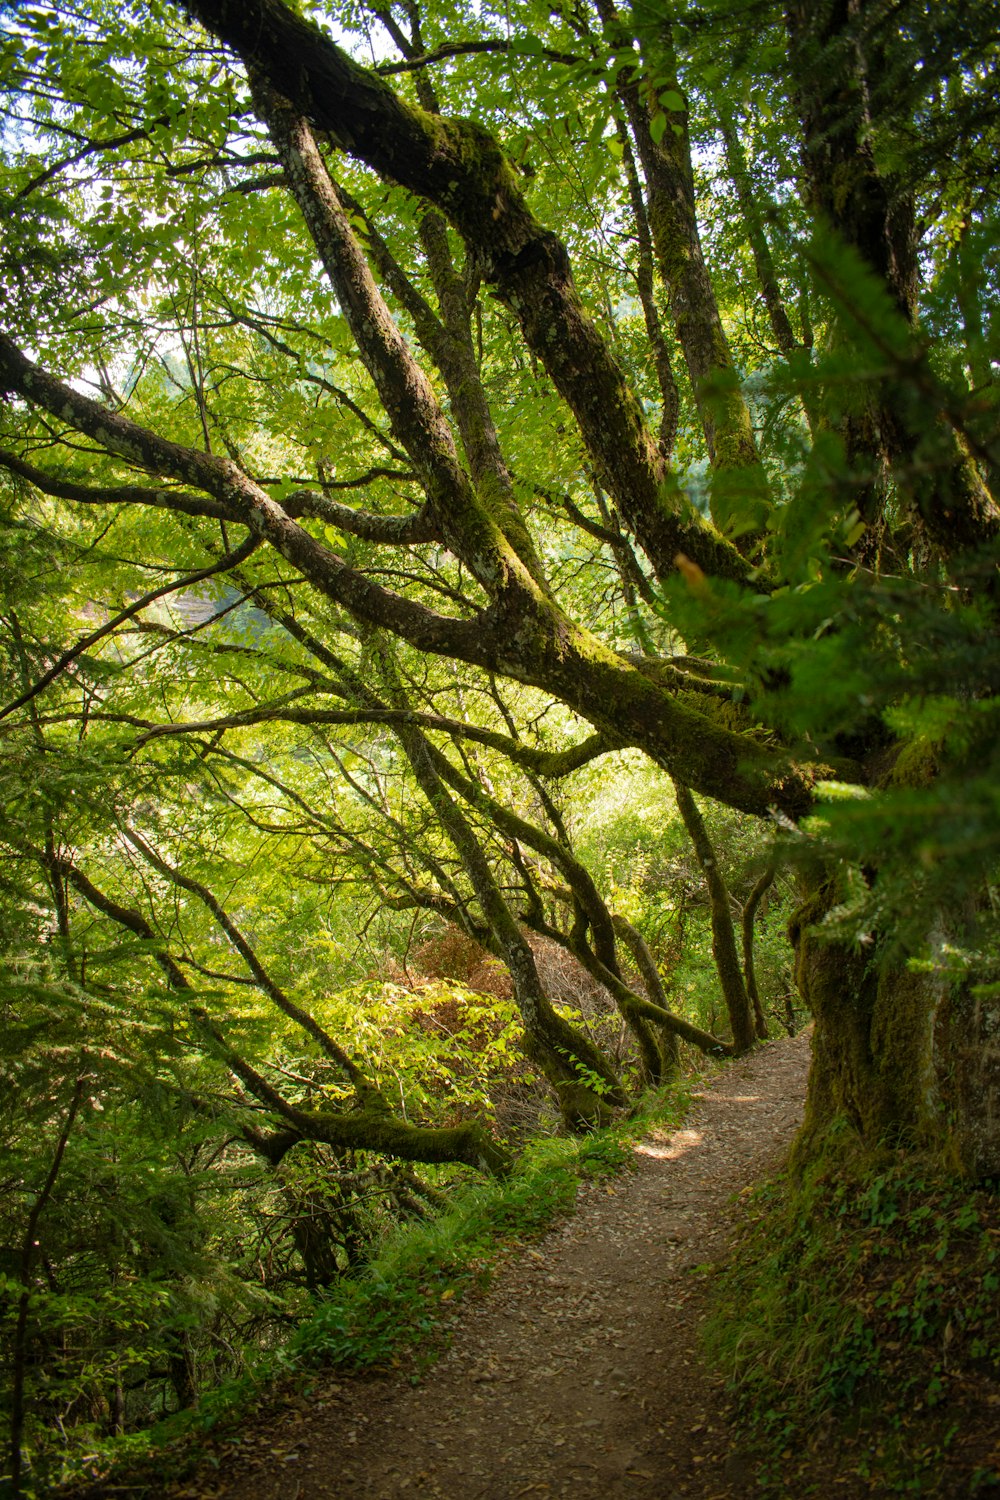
xmin=0 ymin=537 xmax=259 ymax=723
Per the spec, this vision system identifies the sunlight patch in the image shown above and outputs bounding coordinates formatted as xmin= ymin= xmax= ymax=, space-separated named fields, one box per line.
xmin=636 ymin=1128 xmax=704 ymax=1160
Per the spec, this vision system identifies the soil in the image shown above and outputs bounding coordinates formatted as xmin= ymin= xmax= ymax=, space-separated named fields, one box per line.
xmin=168 ymin=1028 xmax=812 ymax=1500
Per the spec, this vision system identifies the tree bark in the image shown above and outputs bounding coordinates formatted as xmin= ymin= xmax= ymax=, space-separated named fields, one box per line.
xmin=394 ymin=717 xmax=625 ymax=1127
xmin=175 ymin=0 xmax=754 ymax=586
xmin=742 ymin=862 xmax=775 ymax=1041
xmin=673 ymin=782 xmax=756 ymax=1055
xmin=0 ymin=330 xmax=831 ymax=822
xmin=612 ymin=915 xmax=682 ymax=1077
xmin=785 ymin=0 xmax=999 ymax=559
xmin=718 ymin=110 xmax=800 ymax=360
xmin=790 ymin=875 xmax=1000 ymax=1176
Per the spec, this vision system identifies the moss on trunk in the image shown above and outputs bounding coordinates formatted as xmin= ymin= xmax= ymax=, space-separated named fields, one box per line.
xmin=790 ymin=877 xmax=1000 ymax=1177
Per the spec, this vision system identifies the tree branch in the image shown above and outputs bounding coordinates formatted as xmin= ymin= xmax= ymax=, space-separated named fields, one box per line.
xmin=374 ymin=38 xmax=579 ymax=75
xmin=122 ymin=827 xmax=379 ymax=1101
xmin=175 ymin=0 xmax=752 ymax=586
xmin=0 ymin=537 xmax=258 ymax=723
xmin=135 ymin=701 xmax=609 ymax=776
xmin=0 ymin=447 xmax=237 ymax=520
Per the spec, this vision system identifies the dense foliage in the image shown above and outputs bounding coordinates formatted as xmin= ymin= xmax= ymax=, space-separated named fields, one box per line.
xmin=1 ymin=0 xmax=998 ymax=1489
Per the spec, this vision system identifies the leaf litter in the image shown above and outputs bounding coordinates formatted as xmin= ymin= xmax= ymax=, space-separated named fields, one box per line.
xmin=163 ymin=1030 xmax=814 ymax=1499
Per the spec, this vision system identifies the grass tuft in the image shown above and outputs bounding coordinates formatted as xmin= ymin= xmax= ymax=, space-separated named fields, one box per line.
xmin=64 ymin=1081 xmax=689 ymax=1496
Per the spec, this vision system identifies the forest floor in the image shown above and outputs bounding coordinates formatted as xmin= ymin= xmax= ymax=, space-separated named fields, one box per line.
xmin=165 ymin=1027 xmax=815 ymax=1500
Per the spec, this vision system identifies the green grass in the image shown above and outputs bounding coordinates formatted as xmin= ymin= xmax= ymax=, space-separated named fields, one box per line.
xmin=705 ymin=1127 xmax=1000 ymax=1496
xmin=61 ymin=1081 xmax=690 ymax=1496
xmin=290 ymin=1094 xmax=686 ymax=1373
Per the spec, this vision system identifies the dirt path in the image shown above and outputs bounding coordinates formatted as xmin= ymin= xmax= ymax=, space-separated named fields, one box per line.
xmin=178 ymin=1029 xmax=811 ymax=1500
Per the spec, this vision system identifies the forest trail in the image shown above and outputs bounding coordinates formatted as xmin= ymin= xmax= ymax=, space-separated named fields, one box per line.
xmin=175 ymin=1029 xmax=811 ymax=1500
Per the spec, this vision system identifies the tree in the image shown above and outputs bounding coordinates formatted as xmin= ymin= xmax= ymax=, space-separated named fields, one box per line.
xmin=1 ymin=0 xmax=998 ymax=1171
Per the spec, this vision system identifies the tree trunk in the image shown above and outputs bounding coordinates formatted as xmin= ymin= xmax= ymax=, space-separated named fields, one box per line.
xmin=790 ymin=875 xmax=1000 ymax=1176
xmin=612 ymin=914 xmax=682 ymax=1078
xmin=397 ymin=721 xmax=625 ymax=1127
xmin=717 ymin=110 xmax=798 ymax=357
xmin=785 ymin=0 xmax=998 ymax=562
xmin=613 ymin=54 xmax=768 ymax=543
xmin=673 ymin=781 xmax=756 ymax=1054
xmin=742 ymin=862 xmax=775 ymax=1041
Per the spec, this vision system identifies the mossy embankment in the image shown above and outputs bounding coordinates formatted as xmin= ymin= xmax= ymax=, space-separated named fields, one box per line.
xmin=707 ymin=1126 xmax=1000 ymax=1496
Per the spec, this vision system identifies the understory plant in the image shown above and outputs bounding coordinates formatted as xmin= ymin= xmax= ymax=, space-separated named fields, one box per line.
xmin=707 ymin=1128 xmax=1000 ymax=1496
xmin=3 ymin=1064 xmax=689 ymax=1497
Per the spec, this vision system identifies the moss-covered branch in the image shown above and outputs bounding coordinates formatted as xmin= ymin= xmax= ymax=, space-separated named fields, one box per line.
xmin=0 ymin=331 xmax=827 ymax=818
xmin=0 ymin=446 xmax=236 ymax=521
xmin=250 ymin=74 xmax=527 ymax=597
xmin=193 ymin=1009 xmax=512 ymax=1175
xmin=137 ymin=702 xmax=609 ymax=777
xmin=58 ymin=851 xmax=511 ymax=1175
xmin=176 ymin=0 xmax=752 ymax=587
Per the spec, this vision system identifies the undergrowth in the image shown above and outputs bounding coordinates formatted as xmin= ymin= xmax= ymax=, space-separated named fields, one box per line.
xmin=60 ymin=1080 xmax=690 ymax=1497
xmin=706 ymin=1127 xmax=1000 ymax=1497
xmin=288 ymin=1121 xmax=648 ymax=1374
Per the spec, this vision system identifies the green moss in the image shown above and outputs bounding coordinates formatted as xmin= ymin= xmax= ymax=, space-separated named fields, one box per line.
xmin=869 ymin=962 xmax=943 ymax=1144
xmin=887 ymin=738 xmax=940 ymax=790
xmin=791 ymin=875 xmax=999 ymax=1176
xmin=788 ymin=882 xmax=881 ymax=1151
xmin=427 ymin=113 xmax=526 ymax=240
xmin=706 ymin=1136 xmax=1000 ymax=1496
